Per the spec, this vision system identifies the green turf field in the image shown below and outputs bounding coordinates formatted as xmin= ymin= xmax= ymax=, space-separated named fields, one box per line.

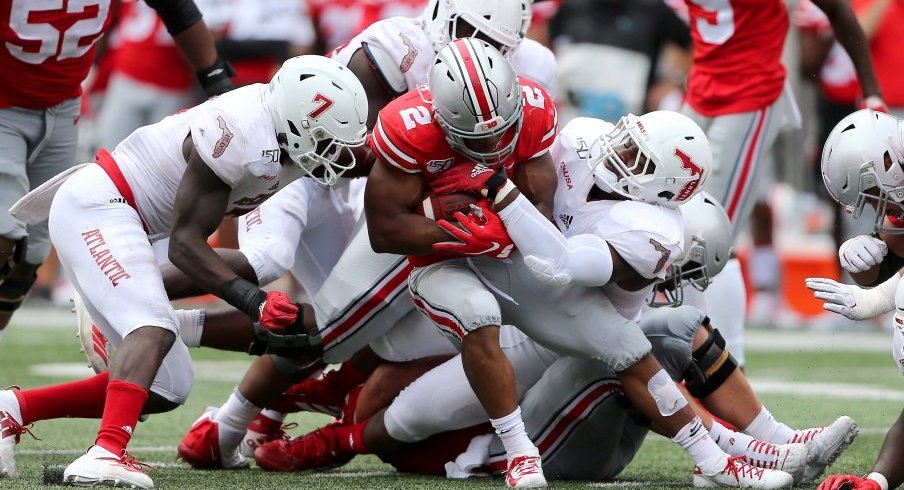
xmin=0 ymin=311 xmax=900 ymax=489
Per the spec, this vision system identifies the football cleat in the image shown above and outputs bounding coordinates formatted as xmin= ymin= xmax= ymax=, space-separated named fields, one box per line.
xmin=239 ymin=412 xmax=296 ymax=458
xmin=744 ymin=442 xmax=808 ymax=484
xmin=177 ymin=407 xmax=248 ymax=470
xmin=694 ymin=456 xmax=793 ymax=488
xmin=0 ymin=389 xmax=28 ymax=479
xmin=64 ymin=446 xmax=153 ymax=489
xmin=505 ymin=454 xmax=547 ymax=488
xmin=254 ymin=422 xmax=353 ymax=472
xmin=72 ymin=293 xmax=112 ymax=373
xmin=800 ymin=416 xmax=859 ymax=483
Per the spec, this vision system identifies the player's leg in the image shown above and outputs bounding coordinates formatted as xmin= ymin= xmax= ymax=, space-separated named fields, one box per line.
xmin=408 ymin=260 xmax=546 ymax=488
xmin=253 ymin=325 xmax=557 ymax=472
xmin=500 ymin=261 xmax=791 ymax=488
xmin=24 ymin=165 xmax=182 ymax=488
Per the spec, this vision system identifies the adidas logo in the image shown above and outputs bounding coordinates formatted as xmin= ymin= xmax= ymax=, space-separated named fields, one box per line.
xmin=122 ymin=425 xmax=133 ymax=436
xmin=558 ymin=214 xmax=573 ymax=230
xmin=470 ymin=164 xmax=492 ymax=178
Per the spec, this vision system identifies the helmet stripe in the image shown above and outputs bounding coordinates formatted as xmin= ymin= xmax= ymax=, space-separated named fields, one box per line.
xmin=450 ymin=39 xmax=495 ymax=123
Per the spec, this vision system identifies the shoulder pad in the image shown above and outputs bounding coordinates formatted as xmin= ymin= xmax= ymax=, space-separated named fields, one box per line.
xmin=362 ymin=42 xmax=408 ymax=96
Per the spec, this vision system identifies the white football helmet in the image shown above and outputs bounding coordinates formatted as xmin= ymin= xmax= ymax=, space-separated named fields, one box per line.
xmin=652 ymin=192 xmax=733 ymax=307
xmin=822 ymin=109 xmax=904 ymax=234
xmin=423 ymin=0 xmax=530 ymax=55
xmin=265 ymin=55 xmax=368 ymax=186
xmin=591 ymin=111 xmax=711 ymax=207
xmin=427 ymin=38 xmax=523 ymax=165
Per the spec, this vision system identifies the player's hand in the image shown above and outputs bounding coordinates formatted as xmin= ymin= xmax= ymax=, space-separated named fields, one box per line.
xmin=258 ymin=291 xmax=299 ymax=330
xmin=433 ymin=202 xmax=515 ymax=259
xmin=818 ymin=475 xmax=882 ymax=490
xmin=839 ymin=235 xmax=887 ymax=273
xmin=859 ymin=95 xmax=890 ymax=114
xmin=806 ymin=277 xmax=885 ymax=320
xmin=431 ymin=162 xmax=508 ymax=199
xmin=524 ymin=255 xmax=572 ymax=286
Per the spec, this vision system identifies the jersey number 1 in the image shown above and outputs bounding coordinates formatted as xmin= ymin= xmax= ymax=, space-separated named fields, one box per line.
xmin=7 ymin=0 xmax=109 ymax=64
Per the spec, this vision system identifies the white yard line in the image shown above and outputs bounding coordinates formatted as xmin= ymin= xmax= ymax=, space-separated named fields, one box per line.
xmin=19 ymin=446 xmax=176 ymax=456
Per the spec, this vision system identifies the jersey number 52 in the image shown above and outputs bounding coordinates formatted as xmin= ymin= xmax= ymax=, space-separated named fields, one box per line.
xmin=7 ymin=0 xmax=109 ymax=64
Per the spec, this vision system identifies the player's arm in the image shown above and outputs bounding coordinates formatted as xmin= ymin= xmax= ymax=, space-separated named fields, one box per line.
xmin=811 ymin=0 xmax=883 ymax=103
xmin=347 ymin=48 xmax=398 ymax=131
xmin=491 ymin=185 xmax=635 ymax=287
xmin=145 ymin=0 xmax=235 ymax=96
xmin=364 ymin=162 xmax=458 ymax=255
xmin=169 ymin=136 xmax=296 ymax=327
xmin=510 ymin=152 xmax=557 ymax=220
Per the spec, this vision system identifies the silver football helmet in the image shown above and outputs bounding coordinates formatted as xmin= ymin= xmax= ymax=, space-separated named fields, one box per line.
xmin=266 ymin=56 xmax=368 ymax=186
xmin=592 ymin=111 xmax=711 ymax=208
xmin=651 ymin=192 xmax=733 ymax=307
xmin=423 ymin=0 xmax=530 ymax=55
xmin=822 ymin=109 xmax=904 ymax=234
xmin=427 ymin=38 xmax=523 ymax=165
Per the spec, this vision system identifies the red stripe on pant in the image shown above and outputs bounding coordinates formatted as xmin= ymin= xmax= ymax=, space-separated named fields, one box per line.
xmin=410 ymin=294 xmax=467 ymax=341
xmin=725 ymin=109 xmax=767 ymax=221
xmin=321 ymin=262 xmax=412 ymax=346
xmin=95 ymin=148 xmax=150 ymax=233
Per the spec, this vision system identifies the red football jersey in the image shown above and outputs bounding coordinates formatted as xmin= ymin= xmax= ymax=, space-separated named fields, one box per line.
xmin=0 ymin=0 xmax=115 ymax=109
xmin=370 ymin=76 xmax=557 ymax=266
xmin=113 ymin=1 xmax=193 ymax=92
xmin=684 ymin=0 xmax=788 ymax=117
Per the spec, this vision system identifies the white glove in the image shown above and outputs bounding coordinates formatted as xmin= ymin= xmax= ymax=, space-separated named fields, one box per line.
xmin=805 ymin=275 xmax=898 ymax=320
xmin=839 ymin=235 xmax=888 ymax=273
xmin=523 ymin=255 xmax=572 ymax=287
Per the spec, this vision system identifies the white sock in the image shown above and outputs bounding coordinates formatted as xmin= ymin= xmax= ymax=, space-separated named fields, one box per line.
xmin=260 ymin=409 xmax=286 ymax=423
xmin=176 ymin=309 xmax=204 ymax=348
xmin=672 ymin=417 xmax=728 ymax=476
xmin=709 ymin=420 xmax=756 ymax=457
xmin=0 ymin=390 xmax=22 ymax=423
xmin=744 ymin=405 xmax=795 ymax=444
xmin=490 ymin=407 xmax=538 ymax=459
xmin=215 ymin=389 xmax=261 ymax=448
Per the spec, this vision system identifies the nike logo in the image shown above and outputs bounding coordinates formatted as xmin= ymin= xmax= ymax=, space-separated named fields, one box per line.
xmin=469 ymin=242 xmax=500 ymax=255
xmin=688 ymin=420 xmax=702 ymax=438
xmin=206 ymin=68 xmax=225 ymax=78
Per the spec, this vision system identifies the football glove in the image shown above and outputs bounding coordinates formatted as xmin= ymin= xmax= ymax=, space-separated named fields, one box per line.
xmin=258 ymin=290 xmax=299 ymax=331
xmin=805 ymin=276 xmax=897 ymax=320
xmin=819 ymin=475 xmax=883 ymax=490
xmin=839 ymin=235 xmax=887 ymax=274
xmin=431 ymin=162 xmax=509 ymax=200
xmin=859 ymin=95 xmax=890 ymax=114
xmin=433 ymin=202 xmax=515 ymax=259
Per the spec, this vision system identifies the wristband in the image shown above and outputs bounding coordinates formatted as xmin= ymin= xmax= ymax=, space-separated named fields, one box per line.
xmin=197 ymin=59 xmax=236 ymax=97
xmin=493 ymin=179 xmax=518 ymax=206
xmin=866 ymin=472 xmax=889 ymax=490
xmin=219 ymin=277 xmax=266 ymax=320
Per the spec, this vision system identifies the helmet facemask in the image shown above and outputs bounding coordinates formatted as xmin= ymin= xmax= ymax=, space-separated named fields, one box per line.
xmin=435 ymin=101 xmax=524 ymax=166
xmin=278 ymin=123 xmax=365 ymax=187
xmin=650 ymin=236 xmax=710 ymax=308
xmin=592 ymin=116 xmax=657 ymax=200
xmin=849 ymin=157 xmax=904 ymax=235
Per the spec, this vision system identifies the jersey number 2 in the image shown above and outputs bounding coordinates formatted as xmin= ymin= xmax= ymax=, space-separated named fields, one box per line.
xmin=7 ymin=0 xmax=109 ymax=64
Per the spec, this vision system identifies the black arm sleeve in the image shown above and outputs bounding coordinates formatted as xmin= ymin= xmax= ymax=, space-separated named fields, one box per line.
xmin=145 ymin=0 xmax=203 ymax=36
xmin=868 ymin=250 xmax=904 ymax=287
xmin=215 ymin=39 xmax=290 ymax=62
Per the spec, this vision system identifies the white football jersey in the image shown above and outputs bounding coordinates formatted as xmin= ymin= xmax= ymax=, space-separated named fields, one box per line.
xmin=550 ymin=118 xmax=685 ymax=321
xmin=330 ymin=16 xmax=557 ymax=98
xmin=111 ymin=84 xmax=306 ymax=238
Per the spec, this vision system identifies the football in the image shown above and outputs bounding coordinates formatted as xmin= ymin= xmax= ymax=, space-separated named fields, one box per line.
xmin=418 ymin=191 xmax=481 ymax=222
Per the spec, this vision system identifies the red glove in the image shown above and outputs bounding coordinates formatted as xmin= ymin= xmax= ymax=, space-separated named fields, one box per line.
xmin=859 ymin=95 xmax=889 ymax=113
xmin=258 ymin=291 xmax=299 ymax=330
xmin=433 ymin=202 xmax=515 ymax=259
xmin=431 ymin=162 xmax=508 ymax=198
xmin=818 ymin=475 xmax=882 ymax=490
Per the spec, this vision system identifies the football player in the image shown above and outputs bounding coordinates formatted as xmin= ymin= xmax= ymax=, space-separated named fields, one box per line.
xmin=257 ymin=106 xmax=797 ymax=489
xmin=804 ymin=109 xmax=904 ymax=490
xmin=679 ymin=0 xmax=883 ymax=369
xmin=0 ymin=0 xmax=233 ymax=341
xmin=0 ymin=56 xmax=366 ymax=488
xmin=161 ymin=0 xmax=558 ymax=470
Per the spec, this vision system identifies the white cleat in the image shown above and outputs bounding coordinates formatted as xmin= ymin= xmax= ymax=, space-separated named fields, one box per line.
xmin=72 ymin=293 xmax=112 ymax=374
xmin=0 ymin=389 xmax=26 ymax=479
xmin=694 ymin=456 xmax=793 ymax=488
xmin=800 ymin=416 xmax=859 ymax=483
xmin=745 ymin=441 xmax=808 ymax=484
xmin=505 ymin=455 xmax=547 ymax=488
xmin=63 ymin=446 xmax=153 ymax=489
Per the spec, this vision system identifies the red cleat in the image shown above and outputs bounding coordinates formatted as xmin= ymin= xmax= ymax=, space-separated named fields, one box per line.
xmin=268 ymin=364 xmax=366 ymax=417
xmin=253 ymin=423 xmax=353 ymax=472
xmin=177 ymin=408 xmax=248 ymax=470
xmin=240 ymin=412 xmax=296 ymax=458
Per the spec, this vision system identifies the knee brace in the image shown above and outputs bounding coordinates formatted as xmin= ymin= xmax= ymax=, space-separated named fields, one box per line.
xmin=247 ymin=307 xmax=323 ymax=359
xmin=683 ymin=324 xmax=738 ymax=398
xmin=0 ymin=238 xmax=37 ymax=312
xmin=269 ymin=354 xmax=322 ymax=382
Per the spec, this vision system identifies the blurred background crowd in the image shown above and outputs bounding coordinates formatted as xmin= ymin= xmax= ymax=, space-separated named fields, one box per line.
xmin=34 ymin=0 xmax=904 ymax=332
